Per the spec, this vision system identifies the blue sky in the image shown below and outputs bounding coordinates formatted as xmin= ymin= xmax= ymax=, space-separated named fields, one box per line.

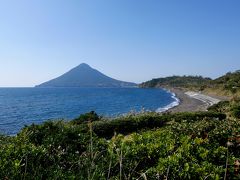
xmin=0 ymin=0 xmax=240 ymax=87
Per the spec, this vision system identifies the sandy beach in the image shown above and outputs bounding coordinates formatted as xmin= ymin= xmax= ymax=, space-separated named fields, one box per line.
xmin=167 ymin=88 xmax=223 ymax=113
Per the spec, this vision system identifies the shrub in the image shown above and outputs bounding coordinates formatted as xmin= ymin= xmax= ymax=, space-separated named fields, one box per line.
xmin=1 ymin=111 xmax=236 ymax=179
xmin=92 ymin=112 xmax=226 ymax=138
xmin=231 ymin=105 xmax=240 ymax=118
xmin=71 ymin=111 xmax=100 ymax=124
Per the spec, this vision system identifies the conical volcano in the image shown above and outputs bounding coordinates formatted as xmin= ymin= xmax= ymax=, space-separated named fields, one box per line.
xmin=36 ymin=63 xmax=137 ymax=87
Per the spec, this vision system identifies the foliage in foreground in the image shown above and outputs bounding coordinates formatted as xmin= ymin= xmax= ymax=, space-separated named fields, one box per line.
xmin=0 ymin=106 xmax=240 ymax=179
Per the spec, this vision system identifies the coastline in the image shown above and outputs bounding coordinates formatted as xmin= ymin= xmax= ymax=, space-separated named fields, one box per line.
xmin=164 ymin=88 xmax=222 ymax=113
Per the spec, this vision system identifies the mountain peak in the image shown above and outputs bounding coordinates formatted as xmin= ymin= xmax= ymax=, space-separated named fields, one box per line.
xmin=36 ymin=64 xmax=137 ymax=88
xmin=78 ymin=63 xmax=91 ymax=68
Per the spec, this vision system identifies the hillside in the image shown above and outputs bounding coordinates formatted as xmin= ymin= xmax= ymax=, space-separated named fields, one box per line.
xmin=36 ymin=63 xmax=137 ymax=88
xmin=140 ymin=70 xmax=240 ymax=97
xmin=140 ymin=75 xmax=211 ymax=89
xmin=212 ymin=70 xmax=240 ymax=93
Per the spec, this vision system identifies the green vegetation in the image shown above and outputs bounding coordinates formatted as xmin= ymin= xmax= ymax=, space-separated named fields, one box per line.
xmin=139 ymin=75 xmax=211 ymax=90
xmin=1 ymin=102 xmax=240 ymax=179
xmin=2 ymin=70 xmax=240 ymax=179
xmin=213 ymin=71 xmax=240 ymax=94
xmin=92 ymin=112 xmax=225 ymax=138
xmin=139 ymin=70 xmax=240 ymax=96
xmin=72 ymin=111 xmax=100 ymax=124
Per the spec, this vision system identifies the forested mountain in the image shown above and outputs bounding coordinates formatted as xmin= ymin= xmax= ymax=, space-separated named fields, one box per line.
xmin=140 ymin=70 xmax=240 ymax=96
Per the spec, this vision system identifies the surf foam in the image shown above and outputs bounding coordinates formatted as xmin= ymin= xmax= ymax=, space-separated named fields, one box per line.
xmin=156 ymin=90 xmax=180 ymax=113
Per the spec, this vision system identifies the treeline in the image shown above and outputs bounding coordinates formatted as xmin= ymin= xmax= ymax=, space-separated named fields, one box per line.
xmin=139 ymin=70 xmax=240 ymax=95
xmin=213 ymin=70 xmax=240 ymax=94
xmin=139 ymin=75 xmax=211 ymax=89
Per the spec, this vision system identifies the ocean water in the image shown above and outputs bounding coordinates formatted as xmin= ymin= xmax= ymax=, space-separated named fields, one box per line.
xmin=0 ymin=88 xmax=179 ymax=135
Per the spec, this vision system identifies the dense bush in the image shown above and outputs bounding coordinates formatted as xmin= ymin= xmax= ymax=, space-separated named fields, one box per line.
xmin=1 ymin=120 xmax=109 ymax=179
xmin=0 ymin=110 xmax=239 ymax=179
xmin=231 ymin=105 xmax=240 ymax=119
xmin=92 ymin=113 xmax=167 ymax=138
xmin=208 ymin=101 xmax=230 ymax=112
xmin=92 ymin=112 xmax=226 ymax=138
xmin=71 ymin=111 xmax=100 ymax=124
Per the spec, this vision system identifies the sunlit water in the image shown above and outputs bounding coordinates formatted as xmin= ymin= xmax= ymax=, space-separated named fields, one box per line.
xmin=0 ymin=88 xmax=179 ymax=135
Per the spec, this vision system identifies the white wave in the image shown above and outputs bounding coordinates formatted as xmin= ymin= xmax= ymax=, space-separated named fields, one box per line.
xmin=156 ymin=91 xmax=180 ymax=113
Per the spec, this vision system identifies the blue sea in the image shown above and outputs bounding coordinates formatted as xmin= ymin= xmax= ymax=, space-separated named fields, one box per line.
xmin=0 ymin=88 xmax=179 ymax=135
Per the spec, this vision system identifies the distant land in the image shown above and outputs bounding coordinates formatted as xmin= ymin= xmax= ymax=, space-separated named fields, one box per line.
xmin=36 ymin=63 xmax=137 ymax=88
xmin=140 ymin=70 xmax=240 ymax=97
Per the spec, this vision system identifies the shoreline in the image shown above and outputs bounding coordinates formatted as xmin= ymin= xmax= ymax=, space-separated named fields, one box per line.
xmin=165 ymin=88 xmax=223 ymax=113
xmin=156 ymin=89 xmax=180 ymax=112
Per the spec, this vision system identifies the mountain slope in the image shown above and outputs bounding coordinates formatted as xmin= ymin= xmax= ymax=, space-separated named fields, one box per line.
xmin=36 ymin=63 xmax=137 ymax=88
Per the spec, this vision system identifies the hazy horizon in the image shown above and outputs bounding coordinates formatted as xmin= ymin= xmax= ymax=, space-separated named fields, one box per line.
xmin=0 ymin=0 xmax=240 ymax=87
xmin=1 ymin=62 xmax=239 ymax=88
